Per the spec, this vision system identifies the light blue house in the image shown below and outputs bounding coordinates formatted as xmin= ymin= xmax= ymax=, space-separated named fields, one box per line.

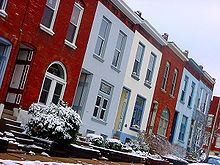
xmin=72 ymin=1 xmax=139 ymax=138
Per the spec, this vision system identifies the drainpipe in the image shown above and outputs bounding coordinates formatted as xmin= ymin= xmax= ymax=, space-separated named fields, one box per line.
xmin=206 ymin=99 xmax=220 ymax=158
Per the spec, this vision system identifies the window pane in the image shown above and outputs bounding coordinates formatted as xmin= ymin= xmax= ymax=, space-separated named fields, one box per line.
xmin=100 ymin=82 xmax=111 ymax=95
xmin=94 ymin=37 xmax=104 ymax=56
xmin=93 ymin=107 xmax=99 ymax=117
xmin=112 ymin=50 xmax=120 ymax=67
xmin=136 ymin=96 xmax=144 ymax=108
xmin=66 ymin=23 xmax=77 ymax=42
xmin=135 ymin=44 xmax=143 ymax=62
xmin=102 ymin=99 xmax=108 ymax=109
xmin=39 ymin=78 xmax=52 ymax=104
xmin=146 ymin=70 xmax=151 ymax=81
xmin=41 ymin=6 xmax=54 ymax=28
xmin=100 ymin=109 xmax=105 ymax=120
xmin=116 ymin=33 xmax=124 ymax=50
xmin=133 ymin=60 xmax=139 ymax=74
xmin=161 ymin=109 xmax=169 ymax=119
xmin=0 ymin=0 xmax=3 ymax=9
xmin=71 ymin=5 xmax=80 ymax=25
xmin=47 ymin=64 xmax=65 ymax=79
xmin=46 ymin=0 xmax=57 ymax=9
xmin=52 ymin=82 xmax=63 ymax=104
xmin=99 ymin=19 xmax=108 ymax=38
xmin=96 ymin=96 xmax=101 ymax=106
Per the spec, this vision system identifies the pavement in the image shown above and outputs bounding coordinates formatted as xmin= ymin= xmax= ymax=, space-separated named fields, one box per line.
xmin=0 ymin=153 xmax=144 ymax=165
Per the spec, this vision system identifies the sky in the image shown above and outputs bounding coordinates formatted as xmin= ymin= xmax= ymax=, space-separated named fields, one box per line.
xmin=123 ymin=0 xmax=220 ymax=96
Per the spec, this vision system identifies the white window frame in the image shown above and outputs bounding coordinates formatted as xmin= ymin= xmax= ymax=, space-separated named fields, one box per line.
xmin=180 ymin=75 xmax=189 ymax=102
xmin=145 ymin=52 xmax=157 ymax=85
xmin=187 ymin=81 xmax=195 ymax=107
xmin=178 ymin=115 xmax=188 ymax=142
xmin=38 ymin=62 xmax=67 ymax=105
xmin=207 ymin=114 xmax=214 ymax=127
xmin=40 ymin=0 xmax=60 ymax=36
xmin=170 ymin=69 xmax=178 ymax=96
xmin=215 ymin=136 xmax=220 ymax=148
xmin=157 ymin=109 xmax=169 ymax=137
xmin=111 ymin=31 xmax=126 ymax=69
xmin=197 ymin=88 xmax=203 ymax=110
xmin=203 ymin=92 xmax=209 ymax=114
xmin=64 ymin=2 xmax=84 ymax=50
xmin=161 ymin=62 xmax=170 ymax=91
xmin=0 ymin=0 xmax=8 ymax=17
xmin=195 ymin=123 xmax=202 ymax=147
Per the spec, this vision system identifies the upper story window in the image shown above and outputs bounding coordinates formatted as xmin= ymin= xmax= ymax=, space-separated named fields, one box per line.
xmin=207 ymin=114 xmax=214 ymax=127
xmin=0 ymin=0 xmax=8 ymax=17
xmin=161 ymin=62 xmax=170 ymax=91
xmin=40 ymin=0 xmax=60 ymax=36
xmin=197 ymin=88 xmax=203 ymax=110
xmin=170 ymin=69 xmax=178 ymax=96
xmin=65 ymin=3 xmax=84 ymax=49
xmin=202 ymin=92 xmax=209 ymax=113
xmin=145 ymin=52 xmax=156 ymax=85
xmin=132 ymin=42 xmax=145 ymax=78
xmin=178 ymin=115 xmax=188 ymax=141
xmin=157 ymin=108 xmax=169 ymax=136
xmin=111 ymin=31 xmax=126 ymax=69
xmin=187 ymin=82 xmax=195 ymax=107
xmin=216 ymin=137 xmax=220 ymax=148
xmin=180 ymin=75 xmax=189 ymax=102
xmin=195 ymin=123 xmax=202 ymax=146
xmin=130 ymin=95 xmax=145 ymax=130
xmin=93 ymin=81 xmax=113 ymax=121
xmin=94 ymin=17 xmax=111 ymax=58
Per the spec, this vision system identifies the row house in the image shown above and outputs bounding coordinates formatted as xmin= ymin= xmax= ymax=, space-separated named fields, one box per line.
xmin=146 ymin=40 xmax=188 ymax=139
xmin=72 ymin=0 xmax=138 ymax=138
xmin=114 ymin=22 xmax=166 ymax=142
xmin=203 ymin=96 xmax=220 ymax=156
xmin=0 ymin=0 xmax=98 ymax=119
xmin=187 ymin=61 xmax=215 ymax=153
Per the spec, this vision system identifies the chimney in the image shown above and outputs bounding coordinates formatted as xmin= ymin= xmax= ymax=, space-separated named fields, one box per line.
xmin=135 ymin=10 xmax=142 ymax=18
xmin=183 ymin=50 xmax=189 ymax=57
xmin=199 ymin=65 xmax=204 ymax=70
xmin=162 ymin=33 xmax=169 ymax=41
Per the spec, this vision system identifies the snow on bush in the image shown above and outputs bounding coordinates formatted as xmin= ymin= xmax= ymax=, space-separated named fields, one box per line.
xmin=105 ymin=138 xmax=122 ymax=151
xmin=25 ymin=102 xmax=81 ymax=144
xmin=86 ymin=134 xmax=104 ymax=147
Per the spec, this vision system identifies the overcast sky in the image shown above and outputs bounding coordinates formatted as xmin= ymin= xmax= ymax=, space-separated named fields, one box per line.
xmin=123 ymin=0 xmax=220 ymax=97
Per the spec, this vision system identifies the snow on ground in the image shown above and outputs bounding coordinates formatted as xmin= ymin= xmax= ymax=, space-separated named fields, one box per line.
xmin=0 ymin=159 xmax=82 ymax=165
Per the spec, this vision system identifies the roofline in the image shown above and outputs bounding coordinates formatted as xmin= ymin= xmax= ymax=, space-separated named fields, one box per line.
xmin=168 ymin=42 xmax=188 ymax=62
xmin=203 ymin=71 xmax=216 ymax=85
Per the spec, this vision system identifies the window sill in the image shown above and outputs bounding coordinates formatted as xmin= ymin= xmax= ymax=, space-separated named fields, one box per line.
xmin=178 ymin=139 xmax=184 ymax=144
xmin=111 ymin=65 xmax=121 ymax=73
xmin=39 ymin=24 xmax=55 ymax=36
xmin=144 ymin=82 xmax=152 ymax=89
xmin=180 ymin=100 xmax=185 ymax=105
xmin=0 ymin=10 xmax=7 ymax=18
xmin=91 ymin=117 xmax=107 ymax=125
xmin=93 ymin=54 xmax=104 ymax=63
xmin=161 ymin=88 xmax=166 ymax=94
xmin=131 ymin=74 xmax=140 ymax=81
xmin=169 ymin=94 xmax=175 ymax=99
xmin=129 ymin=126 xmax=140 ymax=132
xmin=187 ymin=105 xmax=192 ymax=109
xmin=64 ymin=39 xmax=77 ymax=50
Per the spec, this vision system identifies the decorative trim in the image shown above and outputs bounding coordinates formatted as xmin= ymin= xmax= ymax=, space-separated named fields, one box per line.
xmin=0 ymin=10 xmax=7 ymax=17
xmin=131 ymin=74 xmax=140 ymax=81
xmin=64 ymin=39 xmax=77 ymax=50
xmin=39 ymin=24 xmax=55 ymax=36
xmin=144 ymin=82 xmax=152 ymax=89
xmin=93 ymin=54 xmax=104 ymax=63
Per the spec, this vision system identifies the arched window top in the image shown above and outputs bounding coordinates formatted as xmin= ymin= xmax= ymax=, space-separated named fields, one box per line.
xmin=161 ymin=108 xmax=169 ymax=119
xmin=47 ymin=62 xmax=66 ymax=80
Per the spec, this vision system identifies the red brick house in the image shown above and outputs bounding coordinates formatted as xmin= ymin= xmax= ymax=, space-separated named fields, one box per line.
xmin=147 ymin=39 xmax=188 ymax=139
xmin=0 ymin=0 xmax=98 ymax=114
xmin=203 ymin=96 xmax=220 ymax=156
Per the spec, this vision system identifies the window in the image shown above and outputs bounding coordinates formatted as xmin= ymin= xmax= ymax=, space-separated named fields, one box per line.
xmin=93 ymin=81 xmax=113 ymax=121
xmin=216 ymin=137 xmax=220 ymax=148
xmin=0 ymin=0 xmax=8 ymax=17
xmin=188 ymin=82 xmax=195 ymax=107
xmin=145 ymin=52 xmax=156 ymax=84
xmin=203 ymin=92 xmax=209 ymax=113
xmin=187 ymin=119 xmax=195 ymax=146
xmin=170 ymin=69 xmax=178 ymax=96
xmin=94 ymin=17 xmax=111 ymax=57
xmin=132 ymin=43 xmax=145 ymax=77
xmin=130 ymin=96 xmax=145 ymax=130
xmin=161 ymin=62 xmax=170 ymax=90
xmin=195 ymin=123 xmax=202 ymax=146
xmin=0 ymin=37 xmax=12 ymax=89
xmin=178 ymin=115 xmax=188 ymax=141
xmin=197 ymin=88 xmax=203 ymax=110
xmin=204 ymin=132 xmax=210 ymax=146
xmin=65 ymin=3 xmax=84 ymax=49
xmin=39 ymin=62 xmax=66 ymax=105
xmin=157 ymin=108 xmax=169 ymax=136
xmin=207 ymin=114 xmax=214 ymax=127
xmin=112 ymin=31 xmax=126 ymax=68
xmin=40 ymin=0 xmax=60 ymax=35
xmin=180 ymin=76 xmax=189 ymax=102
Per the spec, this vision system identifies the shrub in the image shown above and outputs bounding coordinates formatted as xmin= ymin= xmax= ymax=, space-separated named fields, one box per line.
xmin=105 ymin=138 xmax=122 ymax=151
xmin=86 ymin=134 xmax=104 ymax=147
xmin=25 ymin=102 xmax=81 ymax=144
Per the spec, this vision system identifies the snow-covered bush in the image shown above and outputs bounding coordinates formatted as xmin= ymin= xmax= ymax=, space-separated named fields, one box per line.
xmin=86 ymin=134 xmax=104 ymax=147
xmin=105 ymin=138 xmax=122 ymax=151
xmin=25 ymin=102 xmax=81 ymax=144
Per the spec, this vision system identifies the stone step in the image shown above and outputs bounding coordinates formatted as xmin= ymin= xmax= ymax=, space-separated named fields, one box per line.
xmin=5 ymin=124 xmax=24 ymax=133
xmin=1 ymin=113 xmax=16 ymax=121
xmin=7 ymin=142 xmax=18 ymax=150
xmin=22 ymin=144 xmax=45 ymax=154
xmin=3 ymin=109 xmax=14 ymax=115
xmin=10 ymin=130 xmax=30 ymax=139
xmin=7 ymin=149 xmax=25 ymax=154
xmin=3 ymin=118 xmax=21 ymax=127
xmin=15 ymin=136 xmax=34 ymax=145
